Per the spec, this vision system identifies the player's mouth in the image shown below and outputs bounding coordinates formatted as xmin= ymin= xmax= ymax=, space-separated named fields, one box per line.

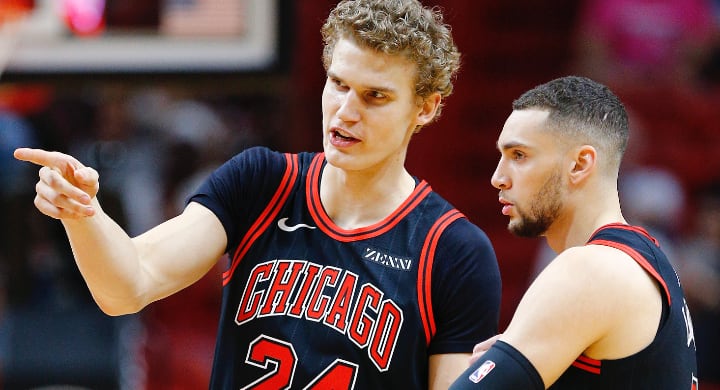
xmin=330 ymin=128 xmax=360 ymax=147
xmin=499 ymin=197 xmax=513 ymax=216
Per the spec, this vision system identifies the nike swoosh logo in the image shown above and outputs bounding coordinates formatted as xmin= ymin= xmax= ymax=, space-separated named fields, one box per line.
xmin=277 ymin=217 xmax=316 ymax=232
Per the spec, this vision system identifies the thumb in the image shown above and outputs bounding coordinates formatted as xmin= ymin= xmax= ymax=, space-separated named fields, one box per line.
xmin=72 ymin=166 xmax=100 ymax=198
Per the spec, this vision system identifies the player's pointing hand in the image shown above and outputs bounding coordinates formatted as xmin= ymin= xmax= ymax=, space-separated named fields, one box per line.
xmin=13 ymin=148 xmax=99 ymax=219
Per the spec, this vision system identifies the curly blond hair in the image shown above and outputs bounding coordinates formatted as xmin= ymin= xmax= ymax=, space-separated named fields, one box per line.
xmin=321 ymin=0 xmax=461 ymax=121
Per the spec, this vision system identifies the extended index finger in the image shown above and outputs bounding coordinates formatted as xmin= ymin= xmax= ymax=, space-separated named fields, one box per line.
xmin=14 ymin=148 xmax=85 ymax=173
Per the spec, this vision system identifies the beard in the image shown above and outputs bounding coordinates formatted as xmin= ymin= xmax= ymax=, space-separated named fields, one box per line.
xmin=508 ymin=170 xmax=563 ymax=238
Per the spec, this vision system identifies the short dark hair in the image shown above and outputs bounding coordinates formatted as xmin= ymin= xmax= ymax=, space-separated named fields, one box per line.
xmin=513 ymin=76 xmax=629 ymax=170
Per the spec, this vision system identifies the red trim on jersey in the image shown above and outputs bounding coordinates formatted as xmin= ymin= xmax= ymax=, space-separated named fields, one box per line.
xmin=222 ymin=153 xmax=299 ymax=285
xmin=588 ymin=238 xmax=672 ymax=306
xmin=590 ymin=223 xmax=660 ymax=246
xmin=571 ymin=355 xmax=601 ymax=374
xmin=306 ymin=153 xmax=433 ymax=242
xmin=417 ymin=209 xmax=465 ymax=345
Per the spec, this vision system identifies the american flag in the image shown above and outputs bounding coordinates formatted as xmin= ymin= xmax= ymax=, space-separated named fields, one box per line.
xmin=160 ymin=0 xmax=247 ymax=37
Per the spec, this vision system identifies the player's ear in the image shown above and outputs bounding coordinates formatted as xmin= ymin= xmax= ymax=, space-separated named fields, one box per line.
xmin=415 ymin=92 xmax=441 ymax=128
xmin=568 ymin=144 xmax=596 ymax=185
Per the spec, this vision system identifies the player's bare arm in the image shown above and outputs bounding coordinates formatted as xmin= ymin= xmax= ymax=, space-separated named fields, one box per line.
xmin=499 ymin=245 xmax=663 ymax=387
xmin=14 ymin=148 xmax=228 ymax=316
xmin=429 ymin=353 xmax=472 ymax=389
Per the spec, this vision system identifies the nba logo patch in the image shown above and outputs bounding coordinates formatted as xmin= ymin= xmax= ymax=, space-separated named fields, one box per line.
xmin=469 ymin=360 xmax=496 ymax=383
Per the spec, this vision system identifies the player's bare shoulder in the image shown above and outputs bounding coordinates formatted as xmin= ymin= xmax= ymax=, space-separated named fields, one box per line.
xmin=546 ymin=244 xmax=657 ymax=296
xmin=526 ymin=244 xmax=655 ymax=324
xmin=536 ymin=246 xmax=621 ymax=288
xmin=548 ymin=244 xmax=663 ymax=359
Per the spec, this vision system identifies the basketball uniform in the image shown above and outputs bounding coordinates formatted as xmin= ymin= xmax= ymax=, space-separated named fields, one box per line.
xmin=551 ymin=224 xmax=698 ymax=389
xmin=450 ymin=223 xmax=698 ymax=390
xmin=189 ymin=147 xmax=502 ymax=389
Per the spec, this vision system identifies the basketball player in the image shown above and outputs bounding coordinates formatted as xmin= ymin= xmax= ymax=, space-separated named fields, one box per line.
xmin=450 ymin=76 xmax=698 ymax=389
xmin=14 ymin=0 xmax=502 ymax=388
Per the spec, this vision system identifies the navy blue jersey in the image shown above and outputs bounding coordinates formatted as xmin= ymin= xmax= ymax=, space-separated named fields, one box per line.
xmin=189 ymin=147 xmax=501 ymax=389
xmin=551 ymin=223 xmax=698 ymax=390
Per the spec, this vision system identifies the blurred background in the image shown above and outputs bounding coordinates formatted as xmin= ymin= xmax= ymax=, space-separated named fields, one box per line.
xmin=1 ymin=0 xmax=719 ymax=388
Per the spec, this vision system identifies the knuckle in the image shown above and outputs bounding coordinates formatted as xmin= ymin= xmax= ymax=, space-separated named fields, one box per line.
xmin=45 ymin=171 xmax=61 ymax=186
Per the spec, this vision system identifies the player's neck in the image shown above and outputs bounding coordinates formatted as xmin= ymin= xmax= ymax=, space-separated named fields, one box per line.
xmin=320 ymin=164 xmax=416 ymax=230
xmin=545 ymin=189 xmax=626 ymax=252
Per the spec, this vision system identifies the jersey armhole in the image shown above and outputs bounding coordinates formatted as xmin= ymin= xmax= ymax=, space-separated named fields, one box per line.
xmin=417 ymin=209 xmax=465 ymax=345
xmin=221 ymin=153 xmax=300 ymax=285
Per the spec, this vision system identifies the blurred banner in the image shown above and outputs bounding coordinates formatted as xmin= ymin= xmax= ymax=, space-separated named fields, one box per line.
xmin=1 ymin=0 xmax=279 ymax=74
xmin=161 ymin=0 xmax=246 ymax=36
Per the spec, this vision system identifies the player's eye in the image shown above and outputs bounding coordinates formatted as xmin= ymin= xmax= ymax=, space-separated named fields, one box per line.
xmin=367 ymin=91 xmax=386 ymax=99
xmin=330 ymin=77 xmax=347 ymax=90
xmin=512 ymin=150 xmax=526 ymax=160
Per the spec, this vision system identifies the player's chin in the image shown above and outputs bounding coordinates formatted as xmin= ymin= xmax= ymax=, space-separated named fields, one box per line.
xmin=506 ymin=220 xmax=524 ymax=235
xmin=323 ymin=148 xmax=344 ymax=166
xmin=324 ymin=148 xmax=363 ymax=170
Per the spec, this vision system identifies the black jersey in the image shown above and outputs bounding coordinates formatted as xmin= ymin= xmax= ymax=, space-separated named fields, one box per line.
xmin=551 ymin=223 xmax=698 ymax=390
xmin=189 ymin=147 xmax=502 ymax=389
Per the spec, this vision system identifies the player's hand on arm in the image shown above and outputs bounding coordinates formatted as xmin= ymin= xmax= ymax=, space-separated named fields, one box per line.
xmin=469 ymin=334 xmax=502 ymax=365
xmin=14 ymin=148 xmax=100 ymax=219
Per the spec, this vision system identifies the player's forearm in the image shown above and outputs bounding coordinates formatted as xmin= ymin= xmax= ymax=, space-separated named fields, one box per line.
xmin=61 ymin=199 xmax=148 ymax=316
xmin=429 ymin=353 xmax=473 ymax=390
